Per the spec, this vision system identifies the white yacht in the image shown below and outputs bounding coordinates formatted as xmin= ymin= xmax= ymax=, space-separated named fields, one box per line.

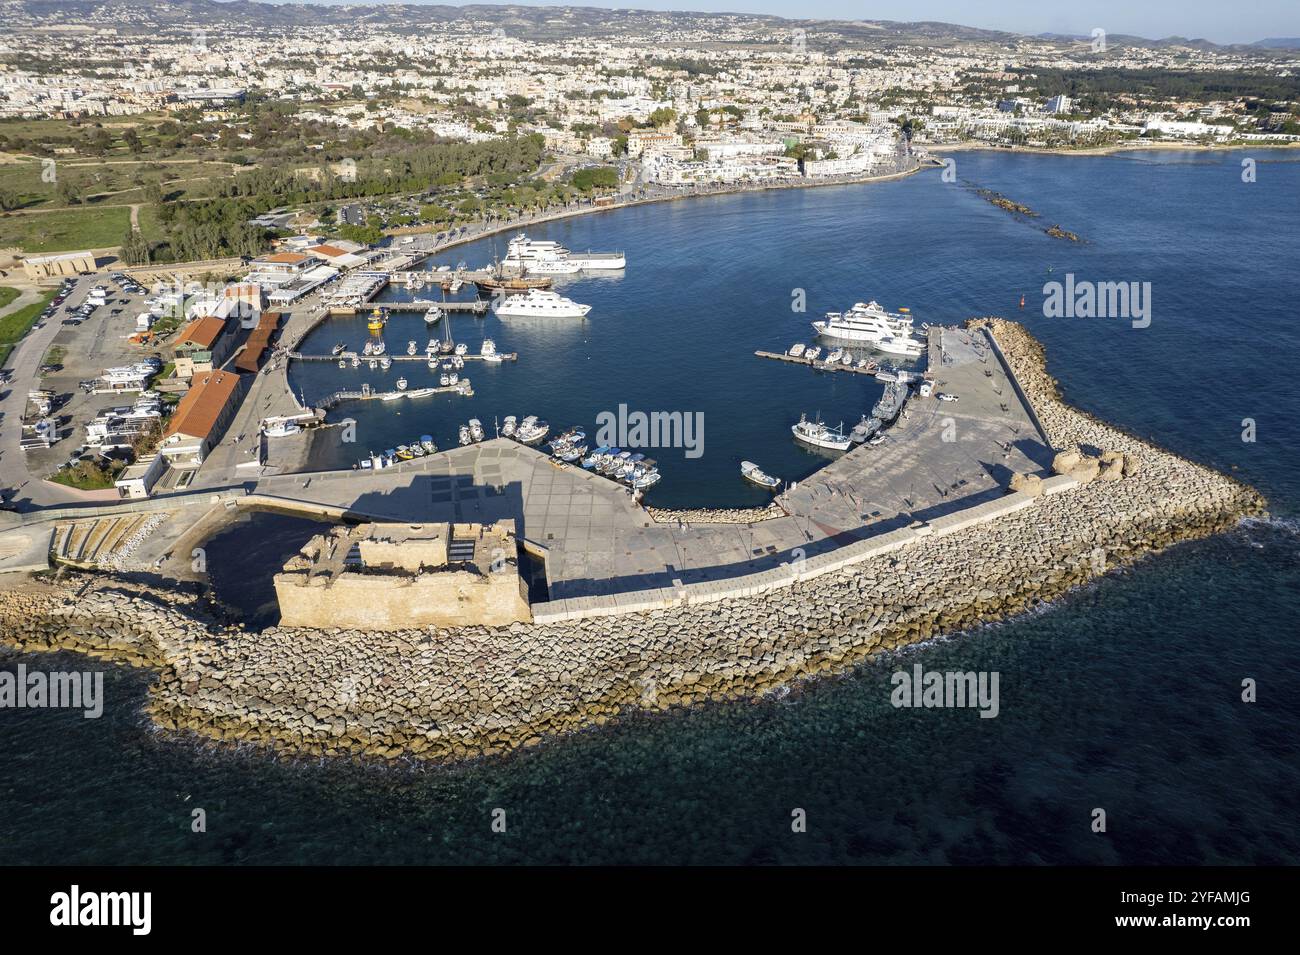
xmin=424 ymin=306 xmax=442 ymax=326
xmin=406 ymin=340 xmax=417 ymax=356
xmin=480 ymin=339 xmax=504 ymax=363
xmin=469 ymin=419 xmax=485 ymax=442
xmin=788 ymin=342 xmax=806 ymax=358
xmin=501 ymin=415 xmax=517 ymax=438
xmin=791 ymin=414 xmax=852 ymax=451
xmin=506 ymin=233 xmax=625 ymax=270
xmin=526 ymin=259 xmax=582 ymax=275
xmin=493 ymin=289 xmax=591 ymax=319
xmin=812 ymin=300 xmax=924 ymax=357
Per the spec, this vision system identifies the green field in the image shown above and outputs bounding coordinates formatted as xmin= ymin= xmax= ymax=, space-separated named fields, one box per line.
xmin=0 ymin=286 xmax=19 ymax=310
xmin=0 ymin=205 xmax=131 ymax=253
xmin=0 ymin=289 xmax=57 ymax=369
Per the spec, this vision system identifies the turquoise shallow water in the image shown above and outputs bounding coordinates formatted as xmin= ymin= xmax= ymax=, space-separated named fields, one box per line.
xmin=3 ymin=150 xmax=1299 ymax=864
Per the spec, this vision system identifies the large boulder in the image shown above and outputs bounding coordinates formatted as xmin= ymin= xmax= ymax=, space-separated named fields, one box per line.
xmin=1067 ymin=458 xmax=1102 ymax=484
xmin=1052 ymin=449 xmax=1082 ymax=475
xmin=1098 ymin=457 xmax=1124 ymax=482
xmin=1009 ymin=472 xmax=1044 ymax=497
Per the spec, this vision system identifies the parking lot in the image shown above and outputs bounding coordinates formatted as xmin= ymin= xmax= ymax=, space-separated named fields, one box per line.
xmin=21 ymin=272 xmax=167 ymax=482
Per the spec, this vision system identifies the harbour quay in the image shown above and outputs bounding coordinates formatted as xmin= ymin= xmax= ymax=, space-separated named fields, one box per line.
xmin=0 ymin=320 xmax=1266 ymax=764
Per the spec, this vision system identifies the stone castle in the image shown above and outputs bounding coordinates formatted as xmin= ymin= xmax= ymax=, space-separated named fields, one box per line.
xmin=273 ymin=520 xmax=531 ymax=629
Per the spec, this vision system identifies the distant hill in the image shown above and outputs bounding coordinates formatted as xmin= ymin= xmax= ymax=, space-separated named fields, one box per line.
xmin=1254 ymin=37 xmax=1300 ymax=49
xmin=0 ymin=0 xmax=1289 ymax=52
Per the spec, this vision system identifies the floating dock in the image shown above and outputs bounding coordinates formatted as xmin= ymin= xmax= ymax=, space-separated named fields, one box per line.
xmin=315 ymin=381 xmax=472 ymax=410
xmin=326 ymin=300 xmax=488 ymax=317
xmin=754 ymin=350 xmax=885 ymax=377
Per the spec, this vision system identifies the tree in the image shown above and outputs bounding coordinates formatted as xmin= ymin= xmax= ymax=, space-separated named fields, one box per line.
xmin=647 ymin=107 xmax=677 ymax=128
xmin=120 ymin=230 xmax=151 ymax=266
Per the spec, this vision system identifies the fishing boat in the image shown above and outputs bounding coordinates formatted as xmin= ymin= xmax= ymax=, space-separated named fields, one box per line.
xmin=408 ymin=443 xmax=426 ymax=457
xmin=264 ymin=420 xmax=301 ymax=438
xmin=515 ymin=415 xmax=549 ymax=444
xmin=469 ymin=419 xmax=485 ymax=442
xmin=740 ymin=460 xmax=780 ymax=489
xmin=791 ymin=414 xmax=851 ymax=451
xmin=633 ymin=468 xmax=661 ymax=490
xmin=480 ymin=339 xmax=503 ymax=362
xmin=458 ymin=425 xmax=472 ymax=446
xmin=421 ymin=435 xmax=436 ymax=452
xmin=501 ymin=415 xmax=517 ymax=438
xmin=439 ymin=373 xmax=450 ymax=386
xmin=581 ymin=445 xmax=609 ymax=468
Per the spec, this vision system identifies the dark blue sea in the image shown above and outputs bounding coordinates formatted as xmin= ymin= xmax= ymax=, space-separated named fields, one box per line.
xmin=3 ymin=150 xmax=1298 ymax=864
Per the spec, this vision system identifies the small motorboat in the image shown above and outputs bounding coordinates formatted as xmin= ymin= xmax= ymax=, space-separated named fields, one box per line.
xmin=395 ymin=377 xmax=408 ymax=391
xmin=788 ymin=343 xmax=806 ymax=357
xmin=407 ymin=340 xmax=417 ymax=355
xmin=501 ymin=415 xmax=517 ymax=438
xmin=439 ymin=373 xmax=450 ymax=386
xmin=395 ymin=445 xmax=413 ymax=461
xmin=454 ymin=343 xmax=468 ymax=357
xmin=633 ymin=469 xmax=661 ymax=490
xmin=458 ymin=425 xmax=472 ymax=445
xmin=469 ymin=418 xmax=485 ymax=442
xmin=740 ymin=460 xmax=780 ymax=489
xmin=480 ymin=339 xmax=503 ymax=362
xmin=420 ymin=435 xmax=436 ymax=452
xmin=338 ymin=359 xmax=347 ymax=369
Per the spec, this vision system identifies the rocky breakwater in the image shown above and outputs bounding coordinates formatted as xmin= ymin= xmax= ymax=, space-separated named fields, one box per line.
xmin=0 ymin=579 xmax=220 ymax=668
xmin=1 ymin=320 xmax=1266 ymax=764
xmin=647 ymin=504 xmax=784 ymax=525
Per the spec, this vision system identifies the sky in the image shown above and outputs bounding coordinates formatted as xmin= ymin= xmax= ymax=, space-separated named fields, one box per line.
xmin=363 ymin=0 xmax=1300 ymax=46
